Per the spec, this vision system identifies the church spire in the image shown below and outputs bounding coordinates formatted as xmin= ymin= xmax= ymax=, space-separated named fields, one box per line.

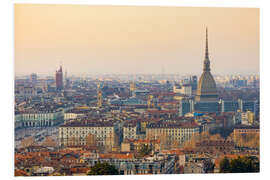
xmin=203 ymin=27 xmax=210 ymax=72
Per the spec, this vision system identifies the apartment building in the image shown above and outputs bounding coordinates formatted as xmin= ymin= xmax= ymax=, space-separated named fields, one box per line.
xmin=59 ymin=121 xmax=116 ymax=148
xmin=146 ymin=122 xmax=200 ymax=146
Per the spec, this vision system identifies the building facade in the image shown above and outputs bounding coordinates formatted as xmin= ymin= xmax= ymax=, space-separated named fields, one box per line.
xmin=220 ymin=100 xmax=239 ymax=112
xmin=58 ymin=121 xmax=116 ymax=148
xmin=55 ymin=65 xmax=63 ymax=91
xmin=84 ymin=153 xmax=177 ymax=175
xmin=15 ymin=109 xmax=64 ymax=128
xmin=146 ymin=122 xmax=200 ymax=146
xmin=123 ymin=122 xmax=138 ymax=140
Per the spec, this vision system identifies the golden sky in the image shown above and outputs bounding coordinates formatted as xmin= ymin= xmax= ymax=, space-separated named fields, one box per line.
xmin=15 ymin=4 xmax=259 ymax=75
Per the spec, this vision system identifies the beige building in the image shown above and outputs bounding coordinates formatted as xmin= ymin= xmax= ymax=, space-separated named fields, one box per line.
xmin=241 ymin=111 xmax=255 ymax=125
xmin=121 ymin=142 xmax=131 ymax=152
xmin=173 ymin=85 xmax=192 ymax=96
xmin=146 ymin=122 xmax=200 ymax=146
xmin=123 ymin=122 xmax=137 ymax=140
xmin=58 ymin=121 xmax=116 ymax=149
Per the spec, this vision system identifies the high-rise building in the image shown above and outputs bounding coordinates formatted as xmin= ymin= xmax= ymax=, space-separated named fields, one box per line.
xmin=190 ymin=76 xmax=197 ymax=93
xmin=179 ymin=99 xmax=194 ymax=117
xmin=30 ymin=73 xmax=37 ymax=85
xmin=196 ymin=28 xmax=218 ymax=102
xmin=238 ymin=99 xmax=256 ymax=113
xmin=55 ymin=65 xmax=63 ymax=91
xmin=220 ymin=100 xmax=239 ymax=112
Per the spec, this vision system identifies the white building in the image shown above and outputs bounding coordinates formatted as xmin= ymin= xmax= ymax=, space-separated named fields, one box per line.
xmin=173 ymin=85 xmax=192 ymax=96
xmin=15 ymin=109 xmax=64 ymax=128
xmin=64 ymin=113 xmax=79 ymax=120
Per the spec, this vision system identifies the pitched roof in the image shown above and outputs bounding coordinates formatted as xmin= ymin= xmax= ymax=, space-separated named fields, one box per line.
xmin=15 ymin=169 xmax=29 ymax=176
xmin=99 ymin=153 xmax=133 ymax=159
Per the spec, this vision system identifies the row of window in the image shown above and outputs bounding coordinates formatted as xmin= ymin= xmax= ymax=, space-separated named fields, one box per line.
xmin=235 ymin=129 xmax=259 ymax=133
xmin=61 ymin=127 xmax=113 ymax=131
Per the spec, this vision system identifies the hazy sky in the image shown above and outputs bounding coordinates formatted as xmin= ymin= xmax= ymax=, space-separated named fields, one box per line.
xmin=15 ymin=4 xmax=259 ymax=76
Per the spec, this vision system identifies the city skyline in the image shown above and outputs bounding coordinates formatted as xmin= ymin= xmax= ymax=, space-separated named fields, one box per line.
xmin=13 ymin=4 xmax=260 ymax=177
xmin=15 ymin=5 xmax=259 ymax=76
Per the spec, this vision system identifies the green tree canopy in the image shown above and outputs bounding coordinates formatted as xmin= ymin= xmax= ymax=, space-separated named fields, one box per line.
xmin=87 ymin=162 xmax=119 ymax=175
xmin=203 ymin=159 xmax=215 ymax=173
xmin=219 ymin=156 xmax=259 ymax=173
xmin=219 ymin=157 xmax=230 ymax=173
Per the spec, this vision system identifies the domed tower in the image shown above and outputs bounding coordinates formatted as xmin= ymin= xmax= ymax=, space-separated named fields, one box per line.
xmin=196 ymin=28 xmax=218 ymax=102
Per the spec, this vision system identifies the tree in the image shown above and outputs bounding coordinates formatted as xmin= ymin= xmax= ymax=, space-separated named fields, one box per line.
xmin=233 ymin=133 xmax=260 ymax=149
xmin=183 ymin=134 xmax=198 ymax=149
xmin=41 ymin=136 xmax=57 ymax=147
xmin=230 ymin=156 xmax=259 ymax=173
xmin=203 ymin=159 xmax=215 ymax=173
xmin=200 ymin=131 xmax=211 ymax=141
xmin=219 ymin=156 xmax=259 ymax=173
xmin=20 ymin=136 xmax=37 ymax=148
xmin=87 ymin=162 xmax=119 ymax=175
xmin=219 ymin=157 xmax=230 ymax=173
xmin=138 ymin=144 xmax=152 ymax=157
xmin=209 ymin=133 xmax=222 ymax=141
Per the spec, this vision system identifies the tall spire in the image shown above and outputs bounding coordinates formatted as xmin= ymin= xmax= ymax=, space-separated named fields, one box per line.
xmin=205 ymin=27 xmax=209 ymax=60
xmin=203 ymin=27 xmax=210 ymax=72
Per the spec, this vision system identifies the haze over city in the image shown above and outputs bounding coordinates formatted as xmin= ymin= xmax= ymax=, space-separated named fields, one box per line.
xmin=14 ymin=4 xmax=260 ymax=176
xmin=15 ymin=5 xmax=259 ymax=76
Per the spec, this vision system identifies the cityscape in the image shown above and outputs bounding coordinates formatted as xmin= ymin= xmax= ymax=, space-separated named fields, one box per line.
xmin=14 ymin=5 xmax=259 ymax=176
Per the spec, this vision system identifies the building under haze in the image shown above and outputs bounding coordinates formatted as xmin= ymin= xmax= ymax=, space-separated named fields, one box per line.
xmin=30 ymin=73 xmax=37 ymax=85
xmin=194 ymin=28 xmax=219 ymax=113
xmin=55 ymin=65 xmax=63 ymax=91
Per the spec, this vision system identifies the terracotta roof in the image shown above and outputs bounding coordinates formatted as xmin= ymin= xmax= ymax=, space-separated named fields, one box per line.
xmin=70 ymin=167 xmax=90 ymax=174
xmin=99 ymin=153 xmax=133 ymax=159
xmin=15 ymin=169 xmax=29 ymax=176
xmin=60 ymin=120 xmax=114 ymax=127
xmin=147 ymin=122 xmax=199 ymax=128
xmin=162 ymin=149 xmax=185 ymax=155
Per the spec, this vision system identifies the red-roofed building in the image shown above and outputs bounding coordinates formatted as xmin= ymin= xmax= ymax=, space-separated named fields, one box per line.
xmin=15 ymin=169 xmax=29 ymax=176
